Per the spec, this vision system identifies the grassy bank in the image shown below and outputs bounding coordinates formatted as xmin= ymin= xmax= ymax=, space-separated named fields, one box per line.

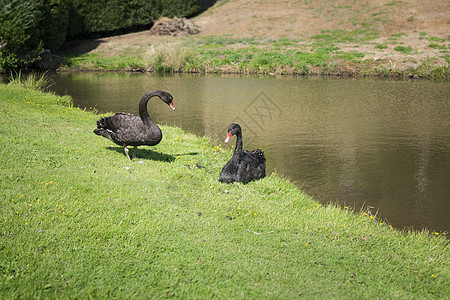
xmin=1 ymin=83 xmax=449 ymax=298
xmin=58 ymin=32 xmax=450 ymax=79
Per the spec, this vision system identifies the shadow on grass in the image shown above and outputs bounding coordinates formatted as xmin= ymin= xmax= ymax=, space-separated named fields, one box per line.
xmin=58 ymin=39 xmax=102 ymax=57
xmin=106 ymin=147 xmax=199 ymax=162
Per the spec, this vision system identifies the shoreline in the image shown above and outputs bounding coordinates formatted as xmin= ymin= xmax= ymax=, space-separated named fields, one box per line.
xmin=55 ymin=63 xmax=448 ymax=80
xmin=53 ymin=24 xmax=449 ymax=80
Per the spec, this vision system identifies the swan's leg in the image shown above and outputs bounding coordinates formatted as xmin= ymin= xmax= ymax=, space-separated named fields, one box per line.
xmin=124 ymin=145 xmax=132 ymax=161
xmin=132 ymin=146 xmax=137 ymax=159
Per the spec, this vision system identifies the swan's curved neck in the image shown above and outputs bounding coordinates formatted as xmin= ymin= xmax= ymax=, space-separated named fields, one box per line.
xmin=139 ymin=91 xmax=162 ymax=126
xmin=233 ymin=132 xmax=243 ymax=156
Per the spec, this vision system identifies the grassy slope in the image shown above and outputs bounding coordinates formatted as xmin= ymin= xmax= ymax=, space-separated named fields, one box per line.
xmin=1 ymin=84 xmax=449 ymax=298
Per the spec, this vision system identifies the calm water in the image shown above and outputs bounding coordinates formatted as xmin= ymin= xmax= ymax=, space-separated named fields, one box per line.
xmin=49 ymin=72 xmax=450 ymax=233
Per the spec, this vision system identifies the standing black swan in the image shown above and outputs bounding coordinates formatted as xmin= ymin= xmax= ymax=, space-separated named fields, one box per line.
xmin=219 ymin=123 xmax=266 ymax=184
xmin=94 ymin=90 xmax=175 ymax=161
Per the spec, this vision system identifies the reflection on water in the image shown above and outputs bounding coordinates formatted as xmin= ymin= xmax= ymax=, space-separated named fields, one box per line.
xmin=50 ymin=72 xmax=450 ymax=232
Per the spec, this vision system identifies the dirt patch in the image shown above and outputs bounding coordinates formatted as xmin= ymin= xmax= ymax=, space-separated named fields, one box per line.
xmin=194 ymin=0 xmax=449 ymax=39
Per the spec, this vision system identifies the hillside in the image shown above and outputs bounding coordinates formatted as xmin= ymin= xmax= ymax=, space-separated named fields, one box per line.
xmin=61 ymin=0 xmax=450 ymax=76
xmin=195 ymin=0 xmax=449 ymax=38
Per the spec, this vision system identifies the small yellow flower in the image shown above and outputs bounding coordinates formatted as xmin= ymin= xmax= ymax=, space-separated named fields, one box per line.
xmin=363 ymin=212 xmax=368 ymax=216
xmin=20 ymin=195 xmax=24 ymax=197
xmin=370 ymin=216 xmax=374 ymax=219
xmin=254 ymin=213 xmax=257 ymax=216
xmin=434 ymin=232 xmax=439 ymax=236
xmin=305 ymin=244 xmax=308 ymax=246
xmin=432 ymin=274 xmax=436 ymax=278
xmin=316 ymin=204 xmax=320 ymax=207
xmin=25 ymin=222 xmax=28 ymax=225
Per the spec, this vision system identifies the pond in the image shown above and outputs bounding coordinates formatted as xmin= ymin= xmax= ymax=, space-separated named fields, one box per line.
xmin=49 ymin=72 xmax=450 ymax=233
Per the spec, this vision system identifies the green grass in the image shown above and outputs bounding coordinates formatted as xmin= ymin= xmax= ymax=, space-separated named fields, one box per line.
xmin=143 ymin=39 xmax=367 ymax=75
xmin=312 ymin=29 xmax=380 ymax=44
xmin=6 ymin=71 xmax=53 ymax=91
xmin=1 ymin=84 xmax=449 ymax=298
xmin=394 ymin=45 xmax=413 ymax=54
xmin=58 ymin=32 xmax=377 ymax=75
xmin=62 ymin=53 xmax=144 ymax=71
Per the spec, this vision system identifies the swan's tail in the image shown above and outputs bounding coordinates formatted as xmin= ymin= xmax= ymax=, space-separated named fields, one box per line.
xmin=96 ymin=117 xmax=108 ymax=129
xmin=253 ymin=149 xmax=266 ymax=164
xmin=93 ymin=117 xmax=113 ymax=140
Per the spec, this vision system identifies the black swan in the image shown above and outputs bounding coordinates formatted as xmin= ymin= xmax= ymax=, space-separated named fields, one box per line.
xmin=94 ymin=90 xmax=175 ymax=161
xmin=219 ymin=123 xmax=266 ymax=184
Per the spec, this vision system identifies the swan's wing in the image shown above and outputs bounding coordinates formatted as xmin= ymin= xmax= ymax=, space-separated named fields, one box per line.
xmin=237 ymin=150 xmax=266 ymax=183
xmin=95 ymin=113 xmax=149 ymax=145
xmin=219 ymin=159 xmax=239 ymax=183
xmin=104 ymin=113 xmax=140 ymax=131
xmin=240 ymin=150 xmax=266 ymax=168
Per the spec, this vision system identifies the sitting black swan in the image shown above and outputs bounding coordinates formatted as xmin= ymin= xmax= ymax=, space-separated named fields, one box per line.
xmin=219 ymin=123 xmax=266 ymax=184
xmin=94 ymin=90 xmax=175 ymax=161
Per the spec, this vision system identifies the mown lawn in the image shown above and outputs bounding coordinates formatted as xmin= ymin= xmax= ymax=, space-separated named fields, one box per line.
xmin=0 ymin=84 xmax=448 ymax=298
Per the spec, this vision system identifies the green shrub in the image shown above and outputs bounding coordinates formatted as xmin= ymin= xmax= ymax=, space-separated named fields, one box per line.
xmin=0 ymin=0 xmax=43 ymax=70
xmin=0 ymin=0 xmax=69 ymax=70
xmin=36 ymin=0 xmax=70 ymax=51
xmin=146 ymin=43 xmax=195 ymax=73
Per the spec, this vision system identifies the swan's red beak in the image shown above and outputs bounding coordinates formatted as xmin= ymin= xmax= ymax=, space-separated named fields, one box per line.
xmin=224 ymin=131 xmax=232 ymax=143
xmin=169 ymin=101 xmax=175 ymax=111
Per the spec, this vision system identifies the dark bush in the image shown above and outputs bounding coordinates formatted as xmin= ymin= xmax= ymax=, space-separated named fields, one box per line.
xmin=1 ymin=0 xmax=206 ymax=70
xmin=0 ymin=0 xmax=43 ymax=70
xmin=36 ymin=0 xmax=70 ymax=51
xmin=66 ymin=0 xmax=203 ymax=39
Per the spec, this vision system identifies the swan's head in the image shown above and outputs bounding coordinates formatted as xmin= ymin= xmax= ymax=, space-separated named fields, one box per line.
xmin=160 ymin=91 xmax=175 ymax=111
xmin=224 ymin=123 xmax=242 ymax=143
